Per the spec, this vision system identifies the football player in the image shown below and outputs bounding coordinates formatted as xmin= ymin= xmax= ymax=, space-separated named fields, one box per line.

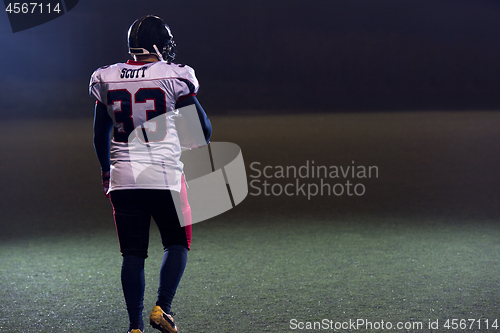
xmin=90 ymin=15 xmax=212 ymax=333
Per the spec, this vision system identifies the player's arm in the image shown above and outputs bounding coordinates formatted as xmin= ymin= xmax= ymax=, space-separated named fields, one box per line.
xmin=93 ymin=101 xmax=113 ymax=195
xmin=93 ymin=101 xmax=113 ymax=171
xmin=93 ymin=101 xmax=113 ymax=197
xmin=176 ymin=94 xmax=212 ymax=143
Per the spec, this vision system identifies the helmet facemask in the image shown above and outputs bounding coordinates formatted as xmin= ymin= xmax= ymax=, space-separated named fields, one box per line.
xmin=162 ymin=39 xmax=177 ymax=62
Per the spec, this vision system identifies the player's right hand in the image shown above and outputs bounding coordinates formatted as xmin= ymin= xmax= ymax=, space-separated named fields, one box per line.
xmin=101 ymin=171 xmax=110 ymax=198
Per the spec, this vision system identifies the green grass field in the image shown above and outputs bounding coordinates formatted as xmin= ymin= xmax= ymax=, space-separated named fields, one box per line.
xmin=1 ymin=112 xmax=499 ymax=332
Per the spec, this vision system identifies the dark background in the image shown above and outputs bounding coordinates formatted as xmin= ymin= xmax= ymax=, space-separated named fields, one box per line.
xmin=1 ymin=0 xmax=500 ymax=118
xmin=0 ymin=0 xmax=499 ymax=237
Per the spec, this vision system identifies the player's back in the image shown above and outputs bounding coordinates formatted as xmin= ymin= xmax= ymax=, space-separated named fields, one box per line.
xmin=90 ymin=60 xmax=199 ymax=192
xmin=90 ymin=60 xmax=198 ymax=141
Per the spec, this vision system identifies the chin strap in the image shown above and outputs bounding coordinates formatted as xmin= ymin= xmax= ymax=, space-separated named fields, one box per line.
xmin=152 ymin=44 xmax=164 ymax=61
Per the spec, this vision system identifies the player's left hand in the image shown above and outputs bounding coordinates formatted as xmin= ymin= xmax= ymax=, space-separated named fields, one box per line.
xmin=101 ymin=171 xmax=110 ymax=198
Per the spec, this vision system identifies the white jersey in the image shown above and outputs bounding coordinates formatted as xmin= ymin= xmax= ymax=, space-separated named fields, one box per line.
xmin=89 ymin=60 xmax=199 ymax=192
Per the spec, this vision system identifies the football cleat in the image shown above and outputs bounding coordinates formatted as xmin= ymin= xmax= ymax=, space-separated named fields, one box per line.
xmin=149 ymin=305 xmax=178 ymax=333
xmin=128 ymin=330 xmax=144 ymax=333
